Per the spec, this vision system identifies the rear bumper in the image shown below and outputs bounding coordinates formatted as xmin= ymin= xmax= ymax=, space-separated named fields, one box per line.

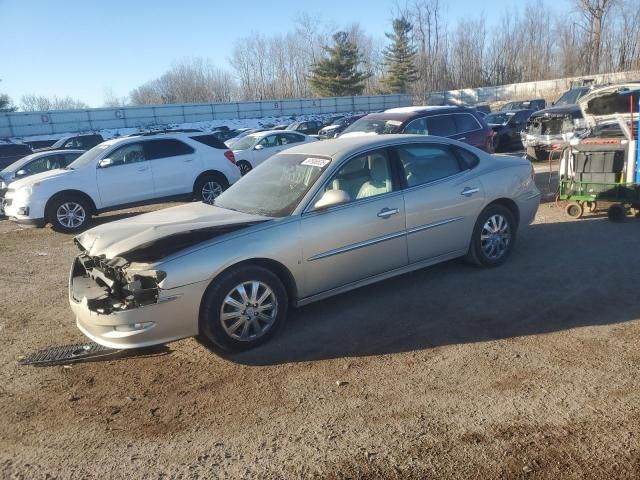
xmin=517 ymin=190 xmax=541 ymax=228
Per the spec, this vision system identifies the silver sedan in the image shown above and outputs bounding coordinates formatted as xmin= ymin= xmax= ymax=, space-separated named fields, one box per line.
xmin=69 ymin=135 xmax=540 ymax=352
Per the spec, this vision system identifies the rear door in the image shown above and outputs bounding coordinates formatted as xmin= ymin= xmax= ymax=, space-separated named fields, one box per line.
xmin=145 ymin=139 xmax=197 ymax=197
xmin=453 ymin=113 xmax=486 ymax=149
xmin=394 ymin=142 xmax=485 ymax=263
xmin=96 ymin=141 xmax=155 ymax=207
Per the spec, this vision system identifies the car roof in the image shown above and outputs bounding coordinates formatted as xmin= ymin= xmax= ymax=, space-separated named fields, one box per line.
xmin=280 ymin=134 xmax=465 ymax=160
xmin=362 ymin=106 xmax=474 ymax=122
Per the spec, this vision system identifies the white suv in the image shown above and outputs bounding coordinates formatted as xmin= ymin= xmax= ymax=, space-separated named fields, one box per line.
xmin=3 ymin=132 xmax=241 ymax=233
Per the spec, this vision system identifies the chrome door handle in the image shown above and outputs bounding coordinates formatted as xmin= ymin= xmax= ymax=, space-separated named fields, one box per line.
xmin=461 ymin=187 xmax=479 ymax=197
xmin=377 ymin=208 xmax=399 ymax=218
xmin=137 ymin=166 xmax=149 ymax=172
xmin=184 ymin=158 xmax=194 ymax=162
xmin=458 ymin=137 xmax=466 ymax=141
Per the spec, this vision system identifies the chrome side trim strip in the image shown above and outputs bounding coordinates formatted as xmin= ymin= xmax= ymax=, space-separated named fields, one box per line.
xmin=407 ymin=216 xmax=464 ymax=235
xmin=307 ymin=230 xmax=406 ymax=262
xmin=297 ymin=248 xmax=468 ymax=307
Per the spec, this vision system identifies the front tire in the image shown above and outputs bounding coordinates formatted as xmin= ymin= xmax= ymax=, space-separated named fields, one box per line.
xmin=198 ymin=265 xmax=288 ymax=353
xmin=465 ymin=204 xmax=516 ymax=268
xmin=47 ymin=194 xmax=91 ymax=233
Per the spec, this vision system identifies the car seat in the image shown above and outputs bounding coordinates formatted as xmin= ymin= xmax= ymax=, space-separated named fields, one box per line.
xmin=357 ymin=154 xmax=390 ymax=199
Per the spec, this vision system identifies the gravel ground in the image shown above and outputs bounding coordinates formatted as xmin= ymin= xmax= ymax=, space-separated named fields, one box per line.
xmin=1 ymin=168 xmax=640 ymax=479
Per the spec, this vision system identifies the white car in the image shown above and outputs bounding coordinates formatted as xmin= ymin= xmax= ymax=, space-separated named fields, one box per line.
xmin=228 ymin=130 xmax=317 ymax=175
xmin=3 ymin=132 xmax=241 ymax=233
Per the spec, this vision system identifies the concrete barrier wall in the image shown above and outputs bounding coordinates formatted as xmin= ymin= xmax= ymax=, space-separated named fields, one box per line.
xmin=424 ymin=70 xmax=640 ymax=106
xmin=0 ymin=94 xmax=412 ymax=139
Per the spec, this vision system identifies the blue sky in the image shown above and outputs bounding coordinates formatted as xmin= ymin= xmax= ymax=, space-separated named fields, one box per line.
xmin=0 ymin=0 xmax=570 ymax=107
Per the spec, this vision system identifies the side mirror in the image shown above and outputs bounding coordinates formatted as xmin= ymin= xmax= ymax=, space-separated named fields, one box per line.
xmin=314 ymin=189 xmax=351 ymax=211
xmin=98 ymin=158 xmax=113 ymax=168
xmin=15 ymin=169 xmax=27 ymax=177
xmin=254 ymin=144 xmax=264 ymax=151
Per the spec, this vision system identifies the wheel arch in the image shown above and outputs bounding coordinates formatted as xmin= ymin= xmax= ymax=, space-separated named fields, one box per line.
xmin=45 ymin=189 xmax=98 ymax=216
xmin=193 ymin=170 xmax=229 ymax=189
xmin=207 ymin=257 xmax=298 ymax=307
xmin=485 ymin=197 xmax=520 ymax=227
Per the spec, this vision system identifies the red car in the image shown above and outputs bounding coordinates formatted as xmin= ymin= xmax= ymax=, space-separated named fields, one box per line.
xmin=340 ymin=106 xmax=496 ymax=153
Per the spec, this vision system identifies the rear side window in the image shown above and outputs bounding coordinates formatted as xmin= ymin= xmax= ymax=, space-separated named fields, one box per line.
xmin=454 ymin=113 xmax=481 ymax=133
xmin=425 ymin=115 xmax=457 ymax=137
xmin=395 ymin=144 xmax=462 ymax=187
xmin=452 ymin=146 xmax=480 ymax=169
xmin=63 ymin=152 xmax=83 ymax=165
xmin=279 ymin=133 xmax=304 ymax=145
xmin=190 ymin=134 xmax=228 ymax=149
xmin=144 ymin=139 xmax=194 ymax=160
xmin=403 ymin=118 xmax=428 ymax=135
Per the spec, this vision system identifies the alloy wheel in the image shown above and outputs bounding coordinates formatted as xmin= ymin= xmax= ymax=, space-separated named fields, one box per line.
xmin=56 ymin=202 xmax=86 ymax=229
xmin=480 ymin=214 xmax=511 ymax=259
xmin=202 ymin=181 xmax=223 ymax=203
xmin=220 ymin=281 xmax=278 ymax=342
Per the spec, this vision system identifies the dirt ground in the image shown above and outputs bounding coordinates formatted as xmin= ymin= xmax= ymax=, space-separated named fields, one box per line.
xmin=1 ymin=166 xmax=640 ymax=479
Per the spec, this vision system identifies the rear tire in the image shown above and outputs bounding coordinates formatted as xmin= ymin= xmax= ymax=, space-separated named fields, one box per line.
xmin=46 ymin=194 xmax=92 ymax=233
xmin=607 ymin=204 xmax=627 ymax=223
xmin=198 ymin=265 xmax=288 ymax=353
xmin=237 ymin=160 xmax=252 ymax=176
xmin=194 ymin=173 xmax=228 ymax=204
xmin=465 ymin=204 xmax=516 ymax=268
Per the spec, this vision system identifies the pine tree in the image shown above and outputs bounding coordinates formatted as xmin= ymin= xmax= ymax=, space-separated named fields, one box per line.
xmin=382 ymin=17 xmax=418 ymax=94
xmin=308 ymin=32 xmax=370 ymax=97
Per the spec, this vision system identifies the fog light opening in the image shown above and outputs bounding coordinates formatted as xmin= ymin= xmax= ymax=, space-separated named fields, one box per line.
xmin=114 ymin=321 xmax=154 ymax=332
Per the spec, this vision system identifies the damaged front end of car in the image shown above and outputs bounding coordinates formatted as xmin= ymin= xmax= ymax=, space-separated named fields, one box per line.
xmin=522 ymin=107 xmax=587 ymax=160
xmin=70 ymin=247 xmax=166 ymax=315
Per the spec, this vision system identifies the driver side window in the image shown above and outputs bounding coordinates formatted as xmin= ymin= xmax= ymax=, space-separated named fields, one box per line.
xmin=325 ymin=149 xmax=393 ymax=203
xmin=108 ymin=143 xmax=146 ymax=166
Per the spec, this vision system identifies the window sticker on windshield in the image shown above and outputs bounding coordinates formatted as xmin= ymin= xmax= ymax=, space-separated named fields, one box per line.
xmin=301 ymin=157 xmax=330 ymax=168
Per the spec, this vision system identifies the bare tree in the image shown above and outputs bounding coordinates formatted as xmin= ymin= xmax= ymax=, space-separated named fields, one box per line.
xmin=20 ymin=94 xmax=88 ymax=111
xmin=129 ymin=58 xmax=236 ymax=105
xmin=576 ymin=0 xmax=616 ymax=73
xmin=103 ymin=87 xmax=128 ymax=107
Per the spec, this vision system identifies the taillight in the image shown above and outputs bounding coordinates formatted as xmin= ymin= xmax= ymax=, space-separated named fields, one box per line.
xmin=224 ymin=150 xmax=236 ymax=164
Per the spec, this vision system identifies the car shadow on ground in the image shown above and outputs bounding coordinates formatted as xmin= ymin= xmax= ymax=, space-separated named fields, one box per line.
xmin=231 ymin=215 xmax=640 ymax=366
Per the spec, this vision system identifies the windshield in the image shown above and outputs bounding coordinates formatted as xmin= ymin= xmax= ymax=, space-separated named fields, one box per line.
xmin=66 ymin=144 xmax=108 ymax=169
xmin=342 ymin=117 xmax=403 ymax=135
xmin=50 ymin=137 xmax=68 ymax=149
xmin=485 ymin=113 xmax=514 ymax=125
xmin=230 ymin=135 xmax=259 ymax=151
xmin=287 ymin=122 xmax=299 ymax=130
xmin=555 ymin=88 xmax=588 ymax=106
xmin=1 ymin=152 xmax=40 ymax=173
xmin=214 ymin=153 xmax=330 ymax=217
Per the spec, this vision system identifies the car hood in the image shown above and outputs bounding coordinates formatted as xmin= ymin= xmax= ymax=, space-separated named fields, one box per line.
xmin=578 ymin=82 xmax=640 ymax=130
xmin=7 ymin=168 xmax=72 ymax=189
xmin=75 ymin=202 xmax=271 ymax=262
xmin=321 ymin=125 xmax=341 ymax=132
xmin=529 ymin=104 xmax=581 ymax=119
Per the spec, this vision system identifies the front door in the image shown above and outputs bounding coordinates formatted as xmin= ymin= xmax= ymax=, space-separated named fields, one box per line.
xmin=300 ymin=148 xmax=408 ymax=298
xmin=96 ymin=142 xmax=155 ymax=208
xmin=394 ymin=143 xmax=485 ymax=263
xmin=252 ymin=134 xmax=282 ymax=167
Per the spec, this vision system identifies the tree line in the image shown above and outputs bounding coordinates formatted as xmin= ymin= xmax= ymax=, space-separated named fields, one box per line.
xmin=1 ymin=0 xmax=639 ymax=111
